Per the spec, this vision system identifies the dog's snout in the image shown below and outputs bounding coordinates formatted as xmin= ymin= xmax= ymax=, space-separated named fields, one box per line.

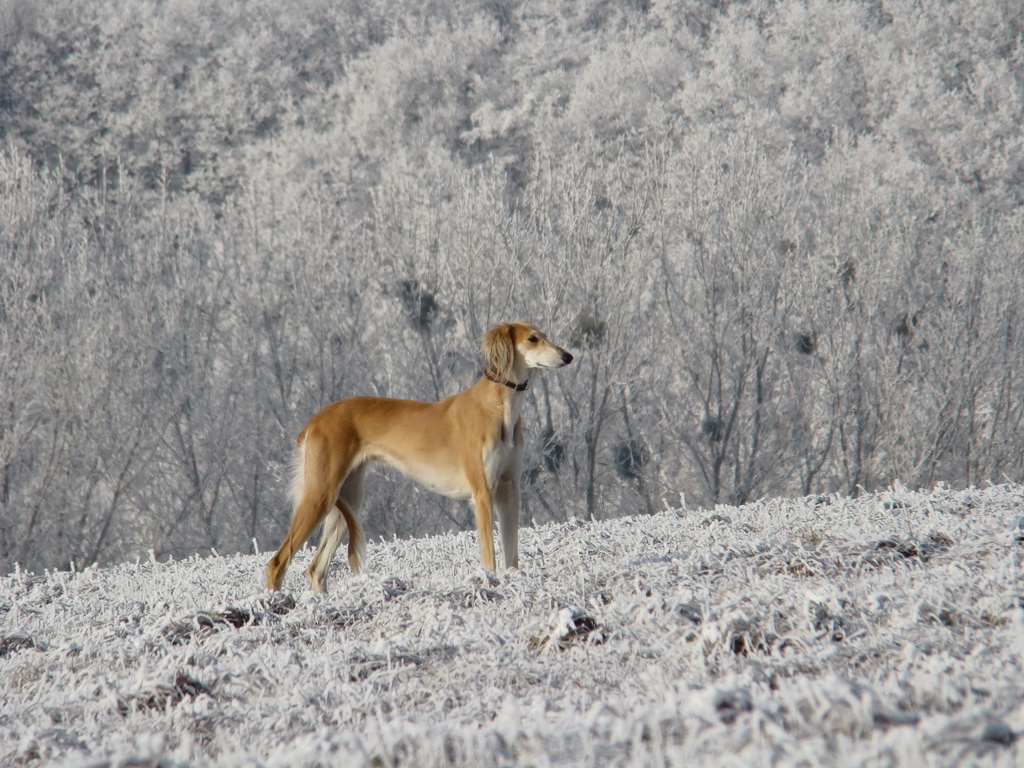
xmin=562 ymin=351 xmax=574 ymax=365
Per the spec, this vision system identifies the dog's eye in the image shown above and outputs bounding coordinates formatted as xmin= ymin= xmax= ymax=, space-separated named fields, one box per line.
xmin=528 ymin=336 xmax=538 ymax=343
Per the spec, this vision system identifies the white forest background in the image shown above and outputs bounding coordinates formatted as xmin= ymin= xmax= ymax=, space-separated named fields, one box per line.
xmin=1 ymin=0 xmax=1023 ymax=573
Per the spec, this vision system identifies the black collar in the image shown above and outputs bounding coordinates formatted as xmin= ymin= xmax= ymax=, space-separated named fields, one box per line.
xmin=484 ymin=369 xmax=528 ymax=391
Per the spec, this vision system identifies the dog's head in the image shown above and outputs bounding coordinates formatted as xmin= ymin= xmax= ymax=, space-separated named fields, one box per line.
xmin=482 ymin=322 xmax=574 ymax=381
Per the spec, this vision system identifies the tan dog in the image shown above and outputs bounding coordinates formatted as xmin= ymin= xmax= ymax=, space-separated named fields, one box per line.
xmin=265 ymin=322 xmax=574 ymax=593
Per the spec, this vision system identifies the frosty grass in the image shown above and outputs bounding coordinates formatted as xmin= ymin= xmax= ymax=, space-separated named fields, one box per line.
xmin=2 ymin=484 xmax=1023 ymax=766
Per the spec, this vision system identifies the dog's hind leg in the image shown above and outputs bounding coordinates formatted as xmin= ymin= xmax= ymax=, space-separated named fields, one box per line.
xmin=306 ymin=506 xmax=345 ymax=594
xmin=338 ymin=464 xmax=367 ymax=575
xmin=306 ymin=464 xmax=366 ymax=593
xmin=266 ymin=432 xmax=347 ymax=591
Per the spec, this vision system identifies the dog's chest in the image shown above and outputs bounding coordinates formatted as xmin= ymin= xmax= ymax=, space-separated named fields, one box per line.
xmin=483 ymin=400 xmax=522 ymax=484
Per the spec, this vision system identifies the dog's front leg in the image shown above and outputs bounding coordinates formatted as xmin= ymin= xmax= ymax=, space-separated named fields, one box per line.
xmin=470 ymin=484 xmax=497 ymax=570
xmin=495 ymin=476 xmax=520 ymax=569
xmin=495 ymin=420 xmax=524 ymax=569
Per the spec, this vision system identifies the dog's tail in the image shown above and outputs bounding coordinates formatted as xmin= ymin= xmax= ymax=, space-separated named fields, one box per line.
xmin=288 ymin=433 xmax=308 ymax=513
xmin=302 ymin=422 xmax=366 ymax=574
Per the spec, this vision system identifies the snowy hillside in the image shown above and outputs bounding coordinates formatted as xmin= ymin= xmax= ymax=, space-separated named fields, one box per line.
xmin=3 ymin=484 xmax=1023 ymax=767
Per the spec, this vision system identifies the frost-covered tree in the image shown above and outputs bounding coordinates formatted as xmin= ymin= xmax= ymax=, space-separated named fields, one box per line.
xmin=2 ymin=0 xmax=1024 ymax=572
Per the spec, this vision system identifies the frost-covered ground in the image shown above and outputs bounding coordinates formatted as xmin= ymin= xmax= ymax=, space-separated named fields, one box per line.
xmin=2 ymin=484 xmax=1023 ymax=767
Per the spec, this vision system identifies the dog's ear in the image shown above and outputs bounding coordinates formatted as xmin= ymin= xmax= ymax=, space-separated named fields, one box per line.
xmin=481 ymin=323 xmax=515 ymax=379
